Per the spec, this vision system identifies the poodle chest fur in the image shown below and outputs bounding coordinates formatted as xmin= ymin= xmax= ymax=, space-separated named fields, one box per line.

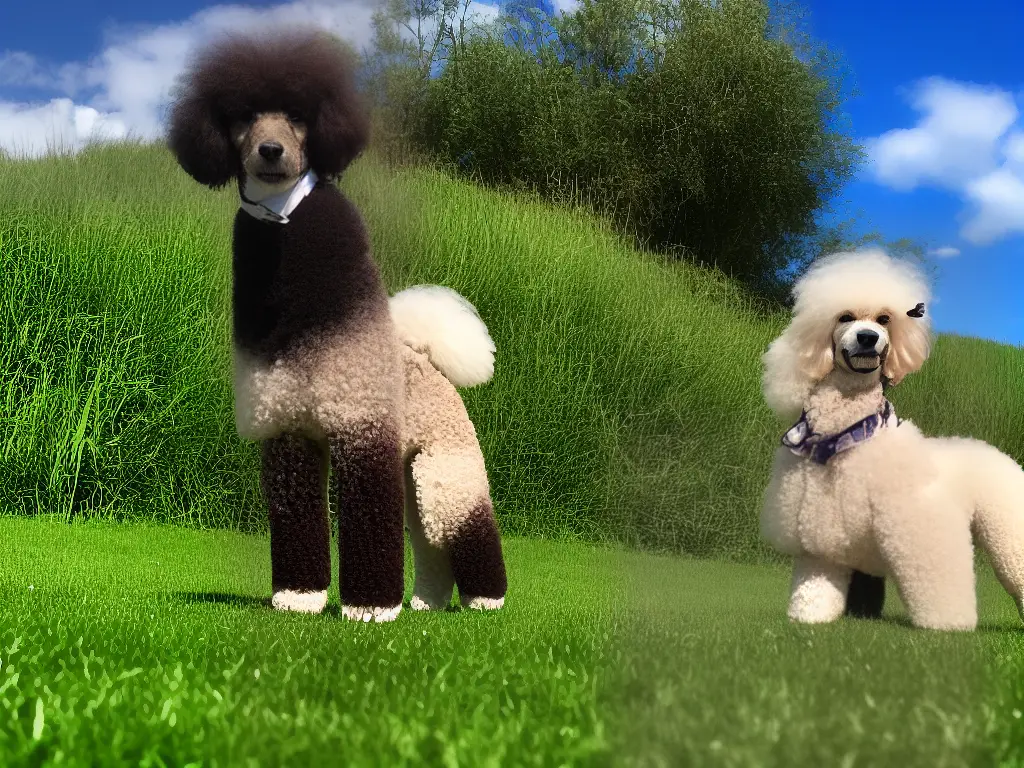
xmin=763 ymin=384 xmax=902 ymax=574
xmin=764 ymin=444 xmax=891 ymax=574
xmin=231 ymin=183 xmax=402 ymax=439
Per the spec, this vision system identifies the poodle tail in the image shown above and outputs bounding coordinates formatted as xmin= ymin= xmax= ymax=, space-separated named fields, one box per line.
xmin=389 ymin=285 xmax=495 ymax=388
xmin=959 ymin=439 xmax=1024 ymax=618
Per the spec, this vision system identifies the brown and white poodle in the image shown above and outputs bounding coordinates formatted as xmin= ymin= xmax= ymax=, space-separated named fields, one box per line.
xmin=166 ymin=29 xmax=506 ymax=622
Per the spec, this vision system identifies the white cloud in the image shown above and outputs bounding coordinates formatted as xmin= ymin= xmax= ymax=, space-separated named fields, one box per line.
xmin=961 ymin=168 xmax=1024 ymax=244
xmin=0 ymin=0 xmax=500 ymax=157
xmin=0 ymin=52 xmax=83 ymax=94
xmin=866 ymin=77 xmax=1024 ymax=246
xmin=0 ymin=99 xmax=128 ymax=156
xmin=927 ymin=246 xmax=961 ymax=258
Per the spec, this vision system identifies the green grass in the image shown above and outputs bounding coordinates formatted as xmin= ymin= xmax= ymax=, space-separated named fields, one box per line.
xmin=3 ymin=516 xmax=1024 ymax=766
xmin=0 ymin=516 xmax=614 ymax=766
xmin=611 ymin=550 xmax=1024 ymax=767
xmin=4 ymin=142 xmax=1024 ymax=559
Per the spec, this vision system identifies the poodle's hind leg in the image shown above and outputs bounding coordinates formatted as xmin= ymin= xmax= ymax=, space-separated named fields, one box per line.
xmin=845 ymin=571 xmax=886 ymax=619
xmin=788 ymin=555 xmax=851 ymax=624
xmin=404 ymin=461 xmax=455 ymax=610
xmin=411 ymin=450 xmax=507 ymax=611
xmin=451 ymin=498 xmax=507 ymax=610
xmin=262 ymin=433 xmax=331 ymax=614
xmin=330 ymin=418 xmax=406 ymax=623
xmin=878 ymin=516 xmax=977 ymax=631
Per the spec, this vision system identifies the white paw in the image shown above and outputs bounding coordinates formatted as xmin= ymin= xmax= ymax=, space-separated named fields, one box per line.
xmin=341 ymin=604 xmax=402 ymax=623
xmin=463 ymin=595 xmax=504 ymax=611
xmin=410 ymin=595 xmax=442 ymax=611
xmin=787 ymin=589 xmax=844 ymax=624
xmin=272 ymin=589 xmax=328 ymax=614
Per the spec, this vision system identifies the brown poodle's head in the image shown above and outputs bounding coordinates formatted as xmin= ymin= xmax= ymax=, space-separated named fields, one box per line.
xmin=166 ymin=29 xmax=369 ymax=190
xmin=231 ymin=111 xmax=308 ymax=193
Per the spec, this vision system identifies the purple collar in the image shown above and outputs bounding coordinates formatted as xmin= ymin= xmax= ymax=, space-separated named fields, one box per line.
xmin=782 ymin=400 xmax=898 ymax=465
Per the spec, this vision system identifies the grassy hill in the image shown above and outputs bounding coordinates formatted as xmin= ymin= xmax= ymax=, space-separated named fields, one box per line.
xmin=2 ymin=142 xmax=1024 ymax=561
xmin=4 ymin=142 xmax=1024 ymax=767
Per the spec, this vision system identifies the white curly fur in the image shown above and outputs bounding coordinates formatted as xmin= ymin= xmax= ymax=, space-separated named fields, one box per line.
xmin=390 ymin=285 xmax=508 ymax=612
xmin=762 ymin=248 xmax=932 ymax=422
xmin=389 ymin=285 xmax=496 ymax=388
xmin=271 ymin=589 xmax=328 ymax=614
xmin=761 ymin=248 xmax=1024 ymax=631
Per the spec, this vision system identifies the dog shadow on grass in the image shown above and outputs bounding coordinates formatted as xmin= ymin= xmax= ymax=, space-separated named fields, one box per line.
xmin=166 ymin=591 xmax=465 ymax=616
xmin=861 ymin=614 xmax=1024 ymax=634
xmin=168 ymin=591 xmax=271 ymax=609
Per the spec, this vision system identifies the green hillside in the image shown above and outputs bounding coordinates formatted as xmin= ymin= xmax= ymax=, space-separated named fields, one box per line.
xmin=2 ymin=142 xmax=1023 ymax=561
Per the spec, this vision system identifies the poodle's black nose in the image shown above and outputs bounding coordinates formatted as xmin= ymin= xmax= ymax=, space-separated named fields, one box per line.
xmin=258 ymin=141 xmax=284 ymax=161
xmin=857 ymin=329 xmax=879 ymax=347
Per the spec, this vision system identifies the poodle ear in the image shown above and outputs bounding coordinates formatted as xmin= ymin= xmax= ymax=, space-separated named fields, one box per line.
xmin=882 ymin=315 xmax=932 ymax=385
xmin=306 ymin=93 xmax=370 ymax=178
xmin=761 ymin=322 xmax=833 ymax=422
xmin=166 ymin=94 xmax=237 ymax=189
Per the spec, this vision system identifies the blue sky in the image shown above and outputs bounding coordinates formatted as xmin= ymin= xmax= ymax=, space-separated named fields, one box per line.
xmin=806 ymin=0 xmax=1024 ymax=345
xmin=1 ymin=0 xmax=1022 ymax=343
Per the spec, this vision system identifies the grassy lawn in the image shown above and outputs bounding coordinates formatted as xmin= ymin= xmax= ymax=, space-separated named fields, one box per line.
xmin=3 ymin=516 xmax=1023 ymax=766
xmin=4 ymin=143 xmax=1024 ymax=765
xmin=611 ymin=550 xmax=1024 ymax=767
xmin=0 ymin=517 xmax=614 ymax=766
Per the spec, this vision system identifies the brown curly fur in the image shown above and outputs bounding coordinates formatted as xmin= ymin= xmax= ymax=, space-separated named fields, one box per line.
xmin=167 ymin=28 xmax=369 ymax=189
xmin=166 ymin=29 xmax=407 ymax=621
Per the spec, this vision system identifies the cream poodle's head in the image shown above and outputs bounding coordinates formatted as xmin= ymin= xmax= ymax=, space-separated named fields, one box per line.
xmin=762 ymin=248 xmax=932 ymax=420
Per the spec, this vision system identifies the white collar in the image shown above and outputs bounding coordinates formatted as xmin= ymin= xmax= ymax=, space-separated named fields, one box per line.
xmin=239 ymin=169 xmax=318 ymax=224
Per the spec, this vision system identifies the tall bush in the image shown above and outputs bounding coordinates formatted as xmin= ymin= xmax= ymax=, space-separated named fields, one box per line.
xmin=405 ymin=0 xmax=862 ymax=296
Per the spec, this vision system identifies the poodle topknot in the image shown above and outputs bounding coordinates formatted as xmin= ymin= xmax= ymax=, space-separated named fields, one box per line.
xmin=762 ymin=248 xmax=933 ymax=422
xmin=167 ymin=28 xmax=369 ymax=189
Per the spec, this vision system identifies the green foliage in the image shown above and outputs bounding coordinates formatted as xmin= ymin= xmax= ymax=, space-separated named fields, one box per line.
xmin=407 ymin=0 xmax=863 ymax=295
xmin=361 ymin=0 xmax=496 ymax=162
xmin=0 ymin=144 xmax=258 ymax=528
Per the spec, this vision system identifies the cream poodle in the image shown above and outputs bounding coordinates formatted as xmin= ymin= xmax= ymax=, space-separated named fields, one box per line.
xmin=760 ymin=248 xmax=1024 ymax=631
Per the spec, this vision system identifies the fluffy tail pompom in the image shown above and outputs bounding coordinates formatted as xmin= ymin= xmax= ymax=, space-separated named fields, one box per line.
xmin=389 ymin=285 xmax=496 ymax=387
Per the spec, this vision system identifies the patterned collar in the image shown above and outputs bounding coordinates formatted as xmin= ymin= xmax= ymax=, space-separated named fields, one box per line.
xmin=782 ymin=399 xmax=899 ymax=465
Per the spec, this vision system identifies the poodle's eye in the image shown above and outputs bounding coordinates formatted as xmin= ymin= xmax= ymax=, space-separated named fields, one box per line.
xmin=876 ymin=314 xmax=891 ymax=326
xmin=838 ymin=313 xmax=856 ymax=323
xmin=287 ymin=111 xmax=305 ymax=125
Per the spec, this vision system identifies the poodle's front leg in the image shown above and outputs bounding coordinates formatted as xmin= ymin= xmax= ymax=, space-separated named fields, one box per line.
xmin=262 ymin=433 xmax=331 ymax=614
xmin=330 ymin=418 xmax=406 ymax=622
xmin=787 ymin=555 xmax=851 ymax=624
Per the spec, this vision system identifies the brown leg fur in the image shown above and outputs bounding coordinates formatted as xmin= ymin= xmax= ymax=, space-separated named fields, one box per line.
xmin=262 ymin=433 xmax=331 ymax=594
xmin=450 ymin=500 xmax=508 ymax=605
xmin=330 ymin=419 xmax=406 ymax=611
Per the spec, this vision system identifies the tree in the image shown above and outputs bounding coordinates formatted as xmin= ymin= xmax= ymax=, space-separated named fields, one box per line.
xmin=387 ymin=0 xmax=867 ymax=295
